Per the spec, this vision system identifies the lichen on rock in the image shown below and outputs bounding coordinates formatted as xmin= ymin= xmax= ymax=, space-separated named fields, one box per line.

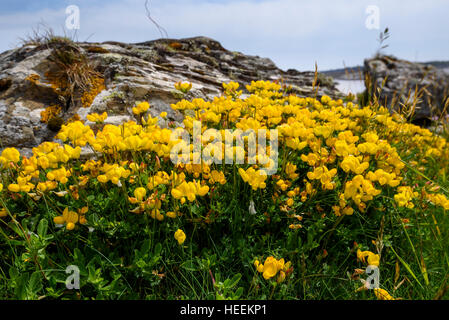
xmin=0 ymin=36 xmax=344 ymax=152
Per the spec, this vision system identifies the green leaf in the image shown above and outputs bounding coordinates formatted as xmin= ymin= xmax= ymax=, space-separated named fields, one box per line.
xmin=227 ymin=273 xmax=241 ymax=289
xmin=37 ymin=219 xmax=48 ymax=238
xmin=181 ymin=260 xmax=197 ymax=271
xmin=15 ymin=273 xmax=29 ymax=300
xmin=153 ymin=243 xmax=162 ymax=256
xmin=141 ymin=239 xmax=150 ymax=255
xmin=233 ymin=287 xmax=244 ymax=299
xmin=28 ymin=271 xmax=43 ymax=298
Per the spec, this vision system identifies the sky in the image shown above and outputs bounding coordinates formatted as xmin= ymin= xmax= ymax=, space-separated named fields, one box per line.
xmin=0 ymin=0 xmax=448 ymax=71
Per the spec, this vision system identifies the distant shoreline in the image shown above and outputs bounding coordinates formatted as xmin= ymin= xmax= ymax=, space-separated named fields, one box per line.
xmin=334 ymin=79 xmax=365 ymax=94
xmin=321 ymin=60 xmax=449 ymax=80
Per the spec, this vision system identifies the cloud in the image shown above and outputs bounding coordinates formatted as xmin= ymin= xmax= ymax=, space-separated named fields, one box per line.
xmin=0 ymin=0 xmax=448 ymax=70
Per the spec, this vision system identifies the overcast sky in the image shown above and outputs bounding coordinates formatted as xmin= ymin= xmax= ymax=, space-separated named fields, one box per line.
xmin=0 ymin=0 xmax=448 ymax=71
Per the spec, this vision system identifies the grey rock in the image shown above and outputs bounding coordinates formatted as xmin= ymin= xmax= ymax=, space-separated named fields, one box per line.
xmin=0 ymin=36 xmax=344 ymax=153
xmin=365 ymin=55 xmax=449 ymax=123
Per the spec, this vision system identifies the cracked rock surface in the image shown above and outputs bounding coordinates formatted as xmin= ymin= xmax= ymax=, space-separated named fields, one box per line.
xmin=0 ymin=36 xmax=343 ymax=153
xmin=364 ymin=55 xmax=449 ymax=123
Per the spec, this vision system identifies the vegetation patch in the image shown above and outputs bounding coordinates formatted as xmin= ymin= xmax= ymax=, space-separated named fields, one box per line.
xmin=0 ymin=80 xmax=449 ymax=300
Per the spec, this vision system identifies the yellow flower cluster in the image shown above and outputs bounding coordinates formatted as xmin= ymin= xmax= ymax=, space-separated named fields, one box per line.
xmin=394 ymin=186 xmax=418 ymax=209
xmin=128 ymin=186 xmax=164 ymax=219
xmin=355 ymin=248 xmax=396 ymax=300
xmin=254 ymin=256 xmax=291 ymax=282
xmin=306 ymin=166 xmax=337 ymax=190
xmin=238 ymin=167 xmax=267 ymax=190
xmin=86 ymin=112 xmax=108 ymax=123
xmin=53 ymin=207 xmax=88 ymax=230
xmin=246 ymin=80 xmax=281 ymax=94
xmin=357 ymin=249 xmax=380 ymax=267
xmin=343 ymin=175 xmax=381 ymax=211
xmin=1 ymin=79 xmax=449 ymax=237
xmin=97 ymin=163 xmax=131 ymax=185
xmin=171 ymin=180 xmax=209 ymax=203
xmin=8 ymin=176 xmax=35 ymax=193
xmin=223 ymin=81 xmax=242 ymax=97
xmin=426 ymin=193 xmax=449 ymax=210
xmin=132 ymin=102 xmax=150 ymax=115
xmin=174 ymin=229 xmax=186 ymax=244
xmin=340 ymin=155 xmax=369 ymax=175
xmin=374 ymin=288 xmax=395 ymax=300
xmin=47 ymin=167 xmax=71 ymax=184
xmin=0 ymin=148 xmax=21 ymax=166
xmin=57 ymin=121 xmax=95 ymax=147
xmin=174 ymin=82 xmax=192 ymax=93
xmin=0 ymin=205 xmax=7 ymax=218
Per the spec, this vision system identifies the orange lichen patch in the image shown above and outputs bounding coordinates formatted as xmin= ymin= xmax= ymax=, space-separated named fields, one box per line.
xmin=43 ymin=70 xmax=105 ymax=109
xmin=168 ymin=42 xmax=183 ymax=50
xmin=86 ymin=46 xmax=110 ymax=54
xmin=67 ymin=114 xmax=83 ymax=123
xmin=44 ymin=71 xmax=70 ymax=95
xmin=81 ymin=76 xmax=105 ymax=108
xmin=40 ymin=105 xmax=62 ymax=123
xmin=25 ymin=74 xmax=41 ymax=85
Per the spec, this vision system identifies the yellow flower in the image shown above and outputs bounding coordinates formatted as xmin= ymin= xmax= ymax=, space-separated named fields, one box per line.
xmin=342 ymin=206 xmax=354 ymax=215
xmin=174 ymin=82 xmax=192 ymax=93
xmin=8 ymin=176 xmax=35 ymax=193
xmin=174 ymin=229 xmax=186 ymax=245
xmin=374 ymin=288 xmax=395 ymax=300
xmin=367 ymin=254 xmax=380 ymax=266
xmin=238 ymin=167 xmax=267 ymax=190
xmin=357 ymin=249 xmax=380 ymax=267
xmin=66 ymin=222 xmax=75 ymax=231
xmin=97 ymin=175 xmax=108 ymax=183
xmin=210 ymin=170 xmax=226 ymax=185
xmin=256 ymin=256 xmax=291 ymax=281
xmin=254 ymin=260 xmax=260 ymax=268
xmin=132 ymin=102 xmax=150 ymax=115
xmin=46 ymin=167 xmax=71 ymax=184
xmin=340 ymin=155 xmax=369 ymax=175
xmin=87 ymin=112 xmax=108 ymax=123
xmin=166 ymin=211 xmax=177 ymax=219
xmin=171 ymin=180 xmax=209 ymax=202
xmin=285 ymin=162 xmax=299 ymax=180
xmin=8 ymin=184 xmax=20 ymax=193
xmin=262 ymin=257 xmax=279 ymax=280
xmin=134 ymin=187 xmax=147 ymax=202
xmin=53 ymin=215 xmax=64 ymax=225
xmin=394 ymin=186 xmax=417 ymax=209
xmin=277 ymin=271 xmax=286 ymax=283
xmin=0 ymin=208 xmax=7 ymax=218
xmin=53 ymin=208 xmax=80 ymax=231
xmin=223 ymin=81 xmax=242 ymax=96
xmin=37 ymin=181 xmax=58 ymax=193
xmin=57 ymin=121 xmax=94 ymax=147
xmin=0 ymin=147 xmax=20 ymax=165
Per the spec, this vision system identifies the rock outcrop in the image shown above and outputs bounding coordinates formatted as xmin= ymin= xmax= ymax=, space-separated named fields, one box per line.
xmin=0 ymin=36 xmax=342 ymax=153
xmin=364 ymin=55 xmax=449 ymax=123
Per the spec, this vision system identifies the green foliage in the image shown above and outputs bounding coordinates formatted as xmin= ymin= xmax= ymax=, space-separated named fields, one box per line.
xmin=1 ymin=80 xmax=449 ymax=300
